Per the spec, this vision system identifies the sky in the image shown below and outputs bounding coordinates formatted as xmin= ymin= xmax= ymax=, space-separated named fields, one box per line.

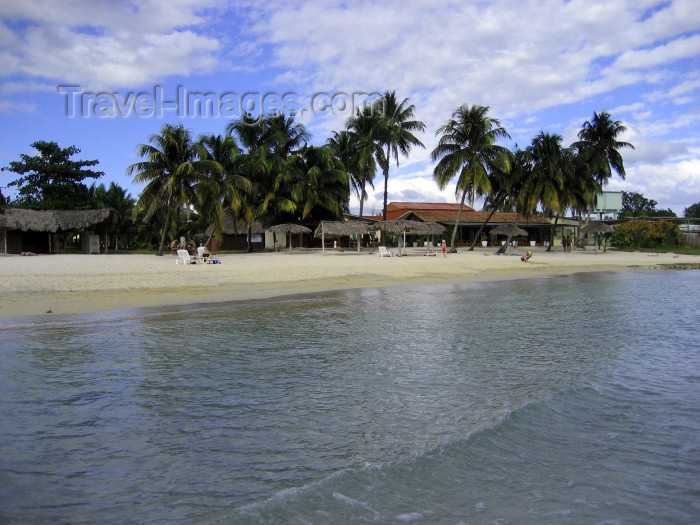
xmin=1 ymin=0 xmax=699 ymax=216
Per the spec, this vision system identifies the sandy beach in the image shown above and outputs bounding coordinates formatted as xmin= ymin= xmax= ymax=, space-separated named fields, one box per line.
xmin=1 ymin=247 xmax=698 ymax=318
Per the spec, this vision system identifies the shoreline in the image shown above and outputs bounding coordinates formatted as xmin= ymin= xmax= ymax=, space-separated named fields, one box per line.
xmin=1 ymin=248 xmax=698 ymax=319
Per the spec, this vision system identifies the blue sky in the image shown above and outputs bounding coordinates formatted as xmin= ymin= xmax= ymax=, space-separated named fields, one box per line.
xmin=1 ymin=0 xmax=699 ymax=215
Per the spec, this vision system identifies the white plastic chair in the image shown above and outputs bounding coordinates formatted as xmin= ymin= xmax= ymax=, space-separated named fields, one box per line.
xmin=175 ymin=249 xmax=192 ymax=264
xmin=377 ymin=246 xmax=391 ymax=257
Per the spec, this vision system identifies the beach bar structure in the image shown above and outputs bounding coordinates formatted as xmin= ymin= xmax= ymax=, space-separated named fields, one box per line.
xmin=369 ymin=202 xmax=552 ymax=247
xmin=0 ymin=208 xmax=115 ymax=254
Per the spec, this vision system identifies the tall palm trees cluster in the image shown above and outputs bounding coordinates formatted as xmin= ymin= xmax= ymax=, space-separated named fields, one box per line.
xmin=431 ymin=106 xmax=633 ymax=251
xmin=128 ymin=113 xmax=349 ymax=255
xmin=128 ymin=88 xmax=632 ymax=255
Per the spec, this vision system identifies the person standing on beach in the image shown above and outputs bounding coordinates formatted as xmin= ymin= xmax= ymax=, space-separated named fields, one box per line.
xmin=442 ymin=241 xmax=447 ymax=258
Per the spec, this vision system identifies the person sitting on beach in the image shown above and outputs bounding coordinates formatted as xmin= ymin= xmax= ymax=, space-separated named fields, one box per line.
xmin=202 ymin=247 xmax=212 ymax=259
xmin=521 ymin=251 xmax=533 ymax=262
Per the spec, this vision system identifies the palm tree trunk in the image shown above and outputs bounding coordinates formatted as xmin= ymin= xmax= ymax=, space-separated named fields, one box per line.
xmin=450 ymin=190 xmax=467 ymax=252
xmin=469 ymin=192 xmax=506 ymax=251
xmin=381 ymin=144 xmax=390 ymax=246
xmin=547 ymin=214 xmax=560 ymax=252
xmin=505 ymin=213 xmax=521 ymax=255
xmin=357 ymin=188 xmax=365 ymax=254
xmin=157 ymin=198 xmax=174 ymax=256
xmin=577 ymin=213 xmax=584 ymax=249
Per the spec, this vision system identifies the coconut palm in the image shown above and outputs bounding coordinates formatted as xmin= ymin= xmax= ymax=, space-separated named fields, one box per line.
xmin=517 ymin=132 xmax=575 ymax=251
xmin=572 ymin=111 xmax=634 ymax=185
xmin=226 ymin=113 xmax=310 ymax=249
xmin=332 ymin=106 xmax=384 ymax=221
xmin=197 ymin=134 xmax=251 ymax=247
xmin=88 ymin=182 xmax=136 ymax=250
xmin=288 ymin=145 xmax=349 ymax=220
xmin=469 ymin=147 xmax=528 ymax=249
xmin=127 ymin=123 xmax=209 ymax=255
xmin=372 ymin=91 xmax=425 ymax=240
xmin=432 ymin=104 xmax=512 ymax=251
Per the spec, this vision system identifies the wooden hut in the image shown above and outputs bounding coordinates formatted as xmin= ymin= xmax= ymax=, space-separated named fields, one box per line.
xmin=0 ymin=208 xmax=115 ymax=254
xmin=205 ymin=212 xmax=266 ymax=251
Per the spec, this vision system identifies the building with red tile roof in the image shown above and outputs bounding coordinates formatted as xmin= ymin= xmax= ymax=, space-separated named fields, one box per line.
xmin=358 ymin=202 xmax=552 ymax=247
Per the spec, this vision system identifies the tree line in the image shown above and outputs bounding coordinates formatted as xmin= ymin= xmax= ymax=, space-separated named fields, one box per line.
xmin=3 ymin=90 xmax=699 ymax=254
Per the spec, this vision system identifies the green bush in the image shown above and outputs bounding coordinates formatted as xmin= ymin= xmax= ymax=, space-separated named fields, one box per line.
xmin=610 ymin=220 xmax=683 ymax=249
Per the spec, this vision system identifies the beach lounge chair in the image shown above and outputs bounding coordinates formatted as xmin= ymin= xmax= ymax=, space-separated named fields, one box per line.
xmin=175 ymin=249 xmax=193 ymax=264
xmin=377 ymin=246 xmax=391 ymax=257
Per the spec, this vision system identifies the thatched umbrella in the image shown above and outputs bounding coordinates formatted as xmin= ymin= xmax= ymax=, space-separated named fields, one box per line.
xmin=581 ymin=222 xmax=613 ymax=253
xmin=267 ymin=223 xmax=312 ymax=252
xmin=490 ymin=223 xmax=528 ymax=254
xmin=372 ymin=219 xmax=445 ymax=255
xmin=313 ymin=221 xmax=369 ymax=254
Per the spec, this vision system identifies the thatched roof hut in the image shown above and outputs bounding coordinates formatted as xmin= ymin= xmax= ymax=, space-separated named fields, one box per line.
xmin=0 ymin=208 xmax=116 ymax=254
xmin=314 ymin=220 xmax=370 ymax=253
xmin=205 ymin=212 xmax=265 ymax=237
xmin=268 ymin=223 xmax=312 ymax=252
xmin=581 ymin=221 xmax=614 ymax=253
xmin=0 ymin=208 xmax=115 ymax=232
xmin=372 ymin=219 xmax=446 ymax=255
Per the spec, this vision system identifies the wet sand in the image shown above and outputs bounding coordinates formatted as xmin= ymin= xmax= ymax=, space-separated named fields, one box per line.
xmin=1 ymin=247 xmax=698 ymax=318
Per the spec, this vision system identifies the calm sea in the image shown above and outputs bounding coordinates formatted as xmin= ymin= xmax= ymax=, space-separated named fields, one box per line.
xmin=0 ymin=270 xmax=698 ymax=524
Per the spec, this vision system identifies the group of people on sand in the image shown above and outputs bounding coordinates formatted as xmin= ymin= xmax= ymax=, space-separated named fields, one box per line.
xmin=561 ymin=236 xmax=573 ymax=252
xmin=171 ymin=238 xmax=196 ymax=254
xmin=171 ymin=238 xmax=219 ymax=263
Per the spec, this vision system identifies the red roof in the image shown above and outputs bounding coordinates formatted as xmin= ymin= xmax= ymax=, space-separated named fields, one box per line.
xmin=385 ymin=202 xmax=474 ymax=220
xmin=407 ymin=210 xmax=551 ymax=225
xmin=362 ymin=203 xmax=549 ymax=226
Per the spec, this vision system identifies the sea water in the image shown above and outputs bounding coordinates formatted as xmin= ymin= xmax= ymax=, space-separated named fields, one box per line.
xmin=0 ymin=270 xmax=698 ymax=524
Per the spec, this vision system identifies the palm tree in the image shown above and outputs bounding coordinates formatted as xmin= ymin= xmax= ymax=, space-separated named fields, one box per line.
xmin=470 ymin=147 xmax=527 ymax=249
xmin=432 ymin=104 xmax=511 ymax=251
xmin=88 ymin=182 xmax=136 ymax=251
xmin=197 ymin=133 xmax=251 ymax=247
xmin=333 ymin=106 xmax=384 ymax=221
xmin=372 ymin=91 xmax=425 ymax=242
xmin=518 ymin=132 xmax=572 ymax=251
xmin=127 ymin=123 xmax=209 ymax=256
xmin=227 ymin=113 xmax=309 ymax=249
xmin=573 ymin=111 xmax=634 ymax=186
xmin=288 ymin=145 xmax=349 ymax=220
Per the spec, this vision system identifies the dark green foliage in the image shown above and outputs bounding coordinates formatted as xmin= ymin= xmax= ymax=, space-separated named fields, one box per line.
xmin=610 ymin=220 xmax=683 ymax=249
xmin=684 ymin=202 xmax=700 ymax=218
xmin=619 ymin=191 xmax=676 ymax=218
xmin=2 ymin=141 xmax=103 ymax=210
xmin=89 ymin=182 xmax=136 ymax=250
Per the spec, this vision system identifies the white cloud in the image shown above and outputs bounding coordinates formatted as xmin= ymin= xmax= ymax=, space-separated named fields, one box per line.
xmin=609 ymin=157 xmax=700 ymax=213
xmin=0 ymin=80 xmax=55 ymax=95
xmin=0 ymin=100 xmax=36 ymax=113
xmin=0 ymin=0 xmax=222 ymax=89
xmin=613 ymin=34 xmax=700 ymax=70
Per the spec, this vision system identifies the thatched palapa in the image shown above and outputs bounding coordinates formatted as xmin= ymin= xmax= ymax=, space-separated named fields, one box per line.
xmin=267 ymin=223 xmax=312 ymax=252
xmin=489 ymin=223 xmax=528 ymax=237
xmin=581 ymin=222 xmax=613 ymax=234
xmin=581 ymin=221 xmax=614 ymax=253
xmin=314 ymin=221 xmax=370 ymax=254
xmin=372 ymin=219 xmax=446 ymax=255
